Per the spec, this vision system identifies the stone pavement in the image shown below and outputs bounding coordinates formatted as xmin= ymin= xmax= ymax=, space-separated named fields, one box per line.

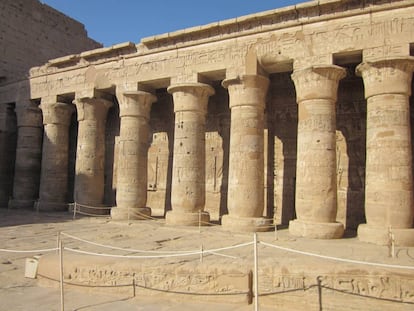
xmin=1 ymin=209 xmax=414 ymax=310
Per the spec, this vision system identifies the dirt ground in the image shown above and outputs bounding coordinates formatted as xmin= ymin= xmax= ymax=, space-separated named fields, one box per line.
xmin=1 ymin=209 xmax=414 ymax=311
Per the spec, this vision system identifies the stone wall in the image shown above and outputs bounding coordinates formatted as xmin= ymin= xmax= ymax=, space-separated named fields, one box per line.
xmin=0 ymin=0 xmax=101 ymax=85
xmin=0 ymin=0 xmax=101 ymax=207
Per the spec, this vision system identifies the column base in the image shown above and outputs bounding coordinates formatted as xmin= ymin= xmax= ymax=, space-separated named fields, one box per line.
xmin=8 ymin=199 xmax=35 ymax=209
xmin=165 ymin=210 xmax=210 ymax=226
xmin=221 ymin=215 xmax=272 ymax=232
xmin=111 ymin=207 xmax=151 ymax=220
xmin=358 ymin=224 xmax=414 ymax=246
xmin=289 ymin=219 xmax=344 ymax=239
xmin=36 ymin=201 xmax=68 ymax=212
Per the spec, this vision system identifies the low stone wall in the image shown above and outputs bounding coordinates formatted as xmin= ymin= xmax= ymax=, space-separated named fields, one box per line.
xmin=36 ymin=252 xmax=414 ymax=307
xmin=37 ymin=253 xmax=253 ymax=304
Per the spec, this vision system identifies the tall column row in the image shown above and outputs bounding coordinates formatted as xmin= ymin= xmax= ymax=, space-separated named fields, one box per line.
xmin=8 ymin=57 xmax=414 ymax=245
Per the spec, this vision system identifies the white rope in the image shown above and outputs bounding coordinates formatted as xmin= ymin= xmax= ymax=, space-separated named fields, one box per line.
xmin=64 ymin=241 xmax=252 ymax=259
xmin=209 ymin=252 xmax=238 ymax=259
xmin=0 ymin=247 xmax=58 ymax=253
xmin=61 ymin=232 xmax=198 ymax=254
xmin=61 ymin=232 xmax=251 ymax=255
xmin=64 ymin=247 xmax=204 ymax=259
xmin=260 ymin=241 xmax=414 ymax=270
xmin=73 ymin=202 xmax=112 ymax=210
xmin=73 ymin=210 xmax=110 ymax=217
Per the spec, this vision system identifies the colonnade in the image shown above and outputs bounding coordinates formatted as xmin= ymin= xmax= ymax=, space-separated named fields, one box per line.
xmin=7 ymin=56 xmax=414 ymax=245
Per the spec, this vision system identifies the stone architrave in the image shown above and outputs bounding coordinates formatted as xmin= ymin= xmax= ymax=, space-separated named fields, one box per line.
xmin=356 ymin=57 xmax=414 ymax=246
xmin=73 ymin=96 xmax=113 ymax=208
xmin=37 ymin=100 xmax=74 ymax=211
xmin=166 ymin=83 xmax=214 ymax=226
xmin=289 ymin=65 xmax=346 ymax=239
xmin=9 ymin=102 xmax=42 ymax=209
xmin=221 ymin=75 xmax=272 ymax=232
xmin=111 ymin=90 xmax=157 ymax=220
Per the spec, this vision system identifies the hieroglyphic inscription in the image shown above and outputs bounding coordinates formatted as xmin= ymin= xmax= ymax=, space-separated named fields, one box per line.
xmin=68 ymin=266 xmax=250 ymax=295
xmin=262 ymin=274 xmax=414 ymax=303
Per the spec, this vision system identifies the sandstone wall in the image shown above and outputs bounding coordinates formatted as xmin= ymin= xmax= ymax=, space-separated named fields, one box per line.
xmin=0 ymin=0 xmax=101 ymax=85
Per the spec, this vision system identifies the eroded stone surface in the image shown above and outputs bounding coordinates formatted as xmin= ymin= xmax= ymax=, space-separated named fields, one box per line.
xmin=0 ymin=0 xmax=413 ymax=245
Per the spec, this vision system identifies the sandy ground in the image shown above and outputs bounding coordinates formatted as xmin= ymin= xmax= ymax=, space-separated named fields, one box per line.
xmin=1 ymin=209 xmax=414 ymax=310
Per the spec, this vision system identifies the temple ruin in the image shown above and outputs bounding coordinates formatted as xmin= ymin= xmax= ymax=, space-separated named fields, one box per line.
xmin=1 ymin=0 xmax=414 ymax=246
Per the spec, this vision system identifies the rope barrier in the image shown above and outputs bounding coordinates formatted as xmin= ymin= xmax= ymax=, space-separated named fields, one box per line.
xmin=72 ymin=202 xmax=112 ymax=210
xmin=260 ymin=241 xmax=414 ymax=270
xmin=72 ymin=210 xmax=110 ymax=218
xmin=0 ymin=247 xmax=58 ymax=253
xmin=61 ymin=232 xmax=199 ymax=254
xmin=63 ymin=241 xmax=253 ymax=259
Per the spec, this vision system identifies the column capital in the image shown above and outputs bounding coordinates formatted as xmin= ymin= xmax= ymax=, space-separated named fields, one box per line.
xmin=73 ymin=97 xmax=113 ymax=122
xmin=356 ymin=57 xmax=414 ymax=98
xmin=221 ymin=74 xmax=269 ymax=109
xmin=167 ymin=82 xmax=214 ymax=113
xmin=291 ymin=65 xmax=346 ymax=103
xmin=39 ymin=102 xmax=74 ymax=126
xmin=117 ymin=91 xmax=157 ymax=119
xmin=15 ymin=102 xmax=42 ymax=128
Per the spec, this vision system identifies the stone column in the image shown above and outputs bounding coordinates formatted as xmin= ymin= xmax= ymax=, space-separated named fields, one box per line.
xmin=221 ymin=75 xmax=271 ymax=232
xmin=9 ymin=102 xmax=43 ymax=209
xmin=37 ymin=100 xmax=74 ymax=211
xmin=0 ymin=104 xmax=15 ymax=207
xmin=289 ymin=65 xmax=346 ymax=239
xmin=166 ymin=83 xmax=214 ymax=226
xmin=356 ymin=57 xmax=414 ymax=246
xmin=73 ymin=96 xmax=112 ymax=208
xmin=111 ymin=91 xmax=156 ymax=220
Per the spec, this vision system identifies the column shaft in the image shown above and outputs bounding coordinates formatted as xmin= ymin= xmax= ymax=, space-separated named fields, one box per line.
xmin=357 ymin=58 xmax=414 ymax=246
xmin=9 ymin=103 xmax=42 ymax=209
xmin=111 ymin=91 xmax=156 ymax=220
xmin=0 ymin=104 xmax=15 ymax=207
xmin=74 ymin=97 xmax=112 ymax=208
xmin=166 ymin=83 xmax=214 ymax=226
xmin=38 ymin=102 xmax=74 ymax=211
xmin=290 ymin=65 xmax=346 ymax=239
xmin=221 ymin=75 xmax=271 ymax=232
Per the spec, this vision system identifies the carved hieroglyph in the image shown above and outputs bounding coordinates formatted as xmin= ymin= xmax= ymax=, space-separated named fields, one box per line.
xmin=1 ymin=0 xmax=414 ymax=243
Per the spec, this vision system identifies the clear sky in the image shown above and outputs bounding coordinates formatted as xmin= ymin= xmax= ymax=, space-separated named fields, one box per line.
xmin=41 ymin=0 xmax=305 ymax=47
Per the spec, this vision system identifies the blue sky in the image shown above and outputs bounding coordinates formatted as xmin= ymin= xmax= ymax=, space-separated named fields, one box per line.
xmin=41 ymin=0 xmax=305 ymax=47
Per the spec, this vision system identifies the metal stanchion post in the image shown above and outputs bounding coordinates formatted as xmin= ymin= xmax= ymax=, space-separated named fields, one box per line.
xmin=199 ymin=210 xmax=201 ymax=233
xmin=59 ymin=236 xmax=65 ymax=311
xmin=274 ymin=223 xmax=278 ymax=241
xmin=317 ymin=276 xmax=322 ymax=311
xmin=253 ymin=233 xmax=259 ymax=311
xmin=73 ymin=203 xmax=77 ymax=220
